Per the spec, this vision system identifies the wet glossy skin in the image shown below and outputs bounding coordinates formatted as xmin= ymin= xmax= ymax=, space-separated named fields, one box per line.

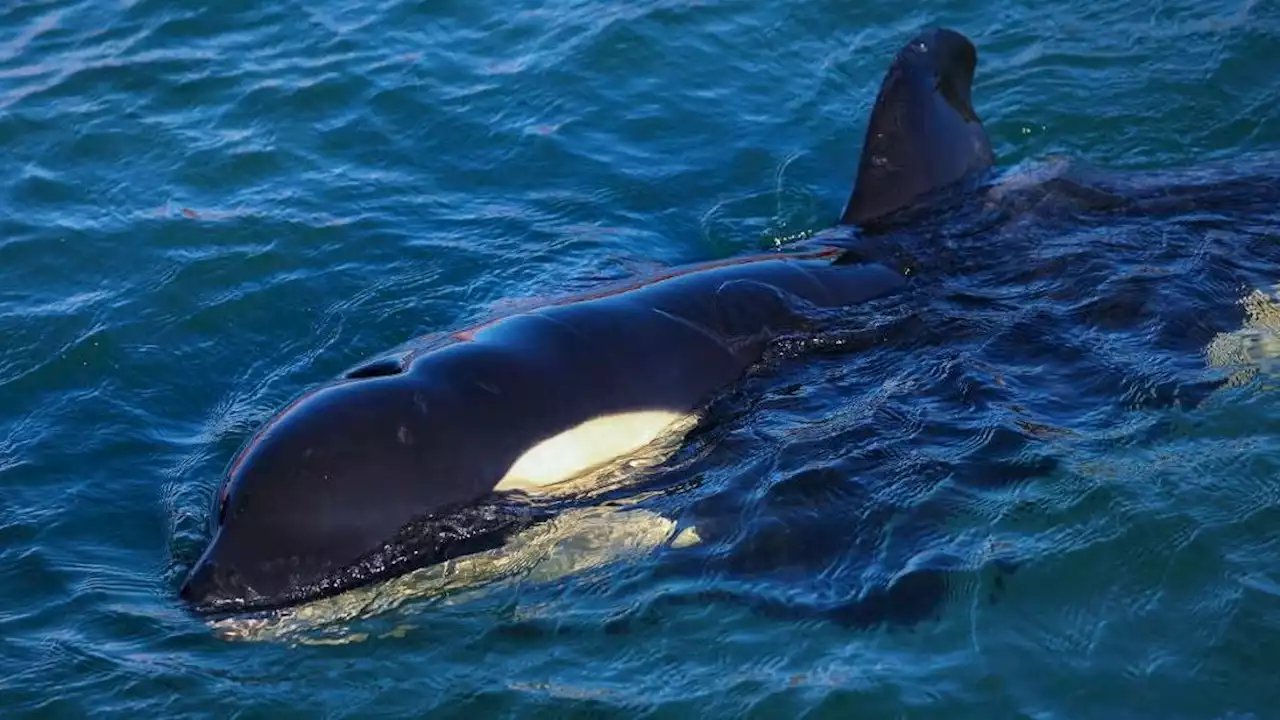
xmin=180 ymin=27 xmax=996 ymax=615
xmin=180 ymin=250 xmax=906 ymax=612
xmin=840 ymin=28 xmax=994 ymax=226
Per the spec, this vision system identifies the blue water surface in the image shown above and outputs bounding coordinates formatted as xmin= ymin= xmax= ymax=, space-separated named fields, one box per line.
xmin=3 ymin=0 xmax=1280 ymax=716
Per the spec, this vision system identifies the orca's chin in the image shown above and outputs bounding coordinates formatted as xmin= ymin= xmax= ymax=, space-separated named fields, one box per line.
xmin=179 ymin=558 xmax=287 ymax=616
xmin=180 ymin=562 xmax=356 ymax=617
xmin=178 ymin=539 xmax=350 ymax=617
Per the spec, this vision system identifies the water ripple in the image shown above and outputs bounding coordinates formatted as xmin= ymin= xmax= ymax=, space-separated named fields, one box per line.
xmin=1 ymin=0 xmax=1279 ymax=716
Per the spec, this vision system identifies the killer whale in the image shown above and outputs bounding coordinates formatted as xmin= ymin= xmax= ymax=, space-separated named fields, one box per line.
xmin=179 ymin=27 xmax=995 ymax=615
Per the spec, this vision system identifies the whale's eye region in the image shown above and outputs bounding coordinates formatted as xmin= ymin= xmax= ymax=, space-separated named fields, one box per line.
xmin=344 ymin=357 xmax=406 ymax=380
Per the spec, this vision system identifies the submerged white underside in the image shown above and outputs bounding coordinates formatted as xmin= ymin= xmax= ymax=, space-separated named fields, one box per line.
xmin=210 ymin=505 xmax=700 ymax=644
xmin=1206 ymin=283 xmax=1280 ymax=386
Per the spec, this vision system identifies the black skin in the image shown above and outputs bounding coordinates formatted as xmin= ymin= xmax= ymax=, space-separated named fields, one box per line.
xmin=840 ymin=27 xmax=994 ymax=227
xmin=179 ymin=27 xmax=996 ymax=617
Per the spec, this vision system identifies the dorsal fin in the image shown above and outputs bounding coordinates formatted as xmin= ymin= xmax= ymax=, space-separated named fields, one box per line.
xmin=840 ymin=28 xmax=995 ymax=227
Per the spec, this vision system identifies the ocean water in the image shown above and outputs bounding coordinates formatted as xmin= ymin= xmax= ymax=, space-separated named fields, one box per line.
xmin=3 ymin=0 xmax=1280 ymax=716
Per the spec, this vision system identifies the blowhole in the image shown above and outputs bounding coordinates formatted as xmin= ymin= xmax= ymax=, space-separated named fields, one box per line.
xmin=344 ymin=357 xmax=406 ymax=380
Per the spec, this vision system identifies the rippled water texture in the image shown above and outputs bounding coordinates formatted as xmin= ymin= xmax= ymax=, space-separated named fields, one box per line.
xmin=3 ymin=0 xmax=1280 ymax=716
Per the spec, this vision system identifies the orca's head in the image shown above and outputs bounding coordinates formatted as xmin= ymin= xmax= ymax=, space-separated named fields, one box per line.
xmin=178 ymin=361 xmax=502 ymax=615
xmin=840 ymin=27 xmax=995 ymax=227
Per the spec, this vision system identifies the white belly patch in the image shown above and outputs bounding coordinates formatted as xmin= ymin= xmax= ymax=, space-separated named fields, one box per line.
xmin=494 ymin=410 xmax=696 ymax=492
